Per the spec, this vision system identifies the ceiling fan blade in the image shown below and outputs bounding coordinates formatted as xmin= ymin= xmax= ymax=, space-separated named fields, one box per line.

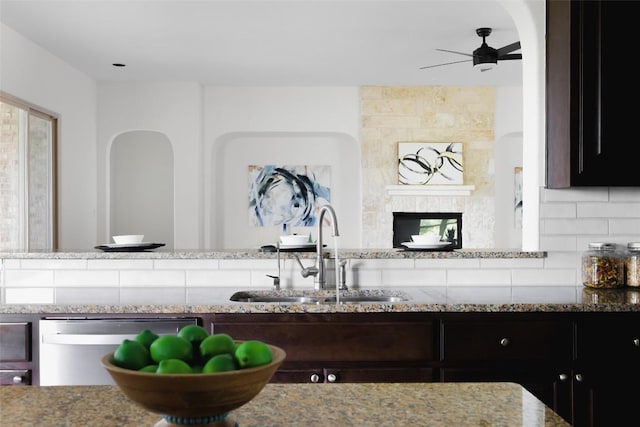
xmin=419 ymin=59 xmax=472 ymax=70
xmin=496 ymin=41 xmax=521 ymax=56
xmin=497 ymin=53 xmax=522 ymax=61
xmin=436 ymin=48 xmax=473 ymax=58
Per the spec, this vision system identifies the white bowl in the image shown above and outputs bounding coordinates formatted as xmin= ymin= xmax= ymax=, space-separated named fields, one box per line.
xmin=113 ymin=235 xmax=144 ymax=244
xmin=279 ymin=234 xmax=310 ymax=246
xmin=411 ymin=234 xmax=441 ymax=244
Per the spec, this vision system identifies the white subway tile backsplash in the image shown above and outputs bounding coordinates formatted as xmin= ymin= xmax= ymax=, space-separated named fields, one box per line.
xmin=186 ymin=270 xmax=251 ymax=287
xmin=609 ymin=219 xmax=640 ymax=235
xmin=414 ymin=258 xmax=480 ymax=269
xmin=120 ymin=270 xmax=186 ymax=287
xmin=480 ymin=258 xmax=544 ymax=268
xmin=55 ymin=287 xmax=120 ymax=305
xmin=543 ymin=219 xmax=608 ymax=235
xmin=54 ymin=270 xmax=119 ymax=286
xmin=447 ymin=269 xmax=511 ymax=286
xmin=348 ymin=268 xmax=383 ymax=288
xmin=543 ymin=251 xmax=580 ymax=269
xmin=5 ymin=270 xmax=54 ymax=286
xmin=21 ymin=259 xmax=87 ymax=269
xmin=3 ymin=259 xmax=21 ymax=269
xmin=5 ymin=287 xmax=54 ymax=304
xmin=511 ymin=269 xmax=577 ymax=286
xmin=541 ymin=187 xmax=609 ymax=202
xmin=350 ymin=259 xmax=415 ymax=269
xmin=539 ymin=203 xmax=576 ymax=218
xmin=445 ymin=286 xmax=511 ymax=302
xmin=383 ymin=269 xmax=447 ymax=286
xmin=120 ymin=287 xmax=186 ymax=304
xmin=154 ymin=259 xmax=219 ymax=269
xmin=187 ymin=287 xmax=237 ymax=305
xmin=577 ymin=203 xmax=640 ymax=218
xmin=88 ymin=259 xmax=153 ymax=269
xmin=609 ymin=187 xmax=640 ymax=202
xmin=219 ymin=259 xmax=278 ymax=270
xmin=539 ymin=235 xmax=577 ymax=251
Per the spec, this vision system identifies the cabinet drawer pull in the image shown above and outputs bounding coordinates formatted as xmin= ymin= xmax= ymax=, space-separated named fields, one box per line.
xmin=575 ymin=374 xmax=583 ymax=382
xmin=12 ymin=375 xmax=24 ymax=384
xmin=499 ymin=338 xmax=510 ymax=347
xmin=327 ymin=373 xmax=337 ymax=383
xmin=558 ymin=373 xmax=568 ymax=381
xmin=310 ymin=374 xmax=320 ymax=383
xmin=633 ymin=338 xmax=639 ymax=347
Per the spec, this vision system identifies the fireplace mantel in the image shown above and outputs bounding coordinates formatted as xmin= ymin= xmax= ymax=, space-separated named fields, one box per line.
xmin=385 ymin=185 xmax=475 ymax=196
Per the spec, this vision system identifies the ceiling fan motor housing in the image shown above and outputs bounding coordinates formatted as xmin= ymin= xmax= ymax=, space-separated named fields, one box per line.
xmin=473 ymin=43 xmax=498 ymax=66
xmin=473 ymin=27 xmax=497 ymax=66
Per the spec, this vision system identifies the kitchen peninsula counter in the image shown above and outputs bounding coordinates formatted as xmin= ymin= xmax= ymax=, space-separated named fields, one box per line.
xmin=0 ymin=248 xmax=545 ymax=259
xmin=0 ymin=382 xmax=570 ymax=426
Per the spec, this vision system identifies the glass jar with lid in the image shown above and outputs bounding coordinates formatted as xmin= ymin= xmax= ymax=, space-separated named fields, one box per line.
xmin=625 ymin=242 xmax=640 ymax=287
xmin=581 ymin=242 xmax=624 ymax=288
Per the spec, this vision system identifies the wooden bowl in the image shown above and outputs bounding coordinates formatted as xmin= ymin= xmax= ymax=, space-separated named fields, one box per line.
xmin=101 ymin=343 xmax=285 ymax=420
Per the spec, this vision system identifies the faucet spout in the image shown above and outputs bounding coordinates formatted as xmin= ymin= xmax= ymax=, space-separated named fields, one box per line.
xmin=315 ymin=204 xmax=339 ymax=290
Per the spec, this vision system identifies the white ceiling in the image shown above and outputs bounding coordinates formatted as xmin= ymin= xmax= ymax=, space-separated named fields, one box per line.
xmin=0 ymin=0 xmax=523 ymax=86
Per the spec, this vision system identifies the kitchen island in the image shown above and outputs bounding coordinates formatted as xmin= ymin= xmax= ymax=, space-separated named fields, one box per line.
xmin=0 ymin=382 xmax=570 ymax=426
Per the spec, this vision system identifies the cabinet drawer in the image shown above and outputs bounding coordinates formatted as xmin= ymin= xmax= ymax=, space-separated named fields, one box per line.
xmin=441 ymin=320 xmax=573 ymax=361
xmin=0 ymin=369 xmax=31 ymax=386
xmin=0 ymin=323 xmax=31 ymax=362
xmin=576 ymin=317 xmax=640 ymax=362
xmin=212 ymin=313 xmax=435 ymax=363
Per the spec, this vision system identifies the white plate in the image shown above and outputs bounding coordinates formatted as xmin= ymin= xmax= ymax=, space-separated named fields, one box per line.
xmin=102 ymin=242 xmax=154 ymax=248
xmin=279 ymin=243 xmax=317 ymax=250
xmin=402 ymin=241 xmax=451 ymax=249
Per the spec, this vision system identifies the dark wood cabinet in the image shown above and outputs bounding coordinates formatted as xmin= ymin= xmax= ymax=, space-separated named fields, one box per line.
xmin=210 ymin=312 xmax=436 ymax=383
xmin=0 ymin=321 xmax=33 ymax=386
xmin=439 ymin=314 xmax=574 ymax=423
xmin=572 ymin=313 xmax=639 ymax=426
xmin=546 ymin=0 xmax=640 ymax=188
xmin=2 ymin=308 xmax=637 ymax=425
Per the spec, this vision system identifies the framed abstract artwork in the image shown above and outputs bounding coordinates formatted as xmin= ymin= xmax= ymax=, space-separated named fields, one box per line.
xmin=397 ymin=142 xmax=463 ymax=185
xmin=248 ymin=165 xmax=331 ymax=227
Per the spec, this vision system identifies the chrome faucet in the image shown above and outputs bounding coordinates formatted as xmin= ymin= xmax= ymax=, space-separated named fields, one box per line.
xmin=292 ymin=204 xmax=340 ymax=290
xmin=315 ymin=204 xmax=339 ymax=290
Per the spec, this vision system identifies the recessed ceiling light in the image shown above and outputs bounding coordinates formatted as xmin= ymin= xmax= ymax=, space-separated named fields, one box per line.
xmin=112 ymin=63 xmax=126 ymax=67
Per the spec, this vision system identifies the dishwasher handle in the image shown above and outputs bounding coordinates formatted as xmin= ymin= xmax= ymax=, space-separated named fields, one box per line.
xmin=42 ymin=333 xmax=138 ymax=346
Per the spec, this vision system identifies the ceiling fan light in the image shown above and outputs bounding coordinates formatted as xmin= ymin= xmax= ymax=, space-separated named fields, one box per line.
xmin=474 ymin=62 xmax=496 ymax=71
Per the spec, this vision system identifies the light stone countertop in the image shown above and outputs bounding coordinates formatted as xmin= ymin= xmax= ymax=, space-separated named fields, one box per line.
xmin=0 ymin=382 xmax=570 ymax=427
xmin=1 ymin=286 xmax=639 ymax=314
xmin=0 ymin=248 xmax=545 ymax=259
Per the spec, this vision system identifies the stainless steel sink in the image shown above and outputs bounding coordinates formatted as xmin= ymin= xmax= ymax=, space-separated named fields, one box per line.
xmin=229 ymin=291 xmax=409 ymax=304
xmin=229 ymin=295 xmax=321 ymax=303
xmin=322 ymin=295 xmax=408 ymax=303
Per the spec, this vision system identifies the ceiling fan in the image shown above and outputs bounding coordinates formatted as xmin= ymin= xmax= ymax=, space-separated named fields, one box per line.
xmin=420 ymin=27 xmax=521 ymax=72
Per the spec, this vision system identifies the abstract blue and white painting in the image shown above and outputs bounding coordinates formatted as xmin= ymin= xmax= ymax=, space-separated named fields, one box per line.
xmin=248 ymin=165 xmax=331 ymax=227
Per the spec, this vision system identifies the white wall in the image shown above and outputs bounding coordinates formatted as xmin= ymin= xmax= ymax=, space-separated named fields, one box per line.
xmin=495 ymin=86 xmax=524 ymax=248
xmin=96 ymin=82 xmax=203 ymax=249
xmin=204 ymin=87 xmax=361 ymax=249
xmin=0 ymin=23 xmax=97 ymax=250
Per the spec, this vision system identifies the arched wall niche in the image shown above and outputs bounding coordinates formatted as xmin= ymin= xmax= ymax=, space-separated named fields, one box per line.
xmin=211 ymin=131 xmax=361 ymax=250
xmin=109 ymin=130 xmax=175 ymax=248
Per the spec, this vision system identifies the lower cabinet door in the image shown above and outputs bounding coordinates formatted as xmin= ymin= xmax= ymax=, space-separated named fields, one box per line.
xmin=440 ymin=367 xmax=572 ymax=424
xmin=572 ymin=368 xmax=639 ymax=427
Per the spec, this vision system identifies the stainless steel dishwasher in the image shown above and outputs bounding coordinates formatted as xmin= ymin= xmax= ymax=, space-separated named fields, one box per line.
xmin=39 ymin=317 xmax=199 ymax=385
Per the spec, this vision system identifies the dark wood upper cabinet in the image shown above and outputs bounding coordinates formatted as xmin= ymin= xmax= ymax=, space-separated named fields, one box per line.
xmin=546 ymin=0 xmax=640 ymax=188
